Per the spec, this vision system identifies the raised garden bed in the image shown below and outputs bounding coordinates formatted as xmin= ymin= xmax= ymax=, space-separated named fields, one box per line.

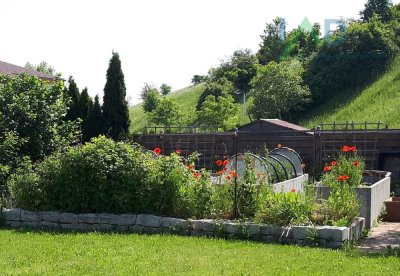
xmin=315 ymin=170 xmax=391 ymax=228
xmin=1 ymin=208 xmax=365 ymax=249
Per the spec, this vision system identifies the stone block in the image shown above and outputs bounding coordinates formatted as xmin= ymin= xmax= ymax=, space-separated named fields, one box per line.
xmin=260 ymin=225 xmax=271 ymax=235
xmin=317 ymin=226 xmax=349 ymax=242
xmin=59 ymin=213 xmax=79 ymax=224
xmin=40 ymin=211 xmax=60 ymax=223
xmin=190 ymin=230 xmax=204 ymax=237
xmin=59 ymin=223 xmax=73 ymax=230
xmin=160 ymin=217 xmax=191 ymax=230
xmin=4 ymin=221 xmax=23 ymax=228
xmin=97 ymin=213 xmax=117 ymax=224
xmin=21 ymin=210 xmax=40 ymax=222
xmin=40 ymin=221 xmax=59 ymax=229
xmin=79 ymin=213 xmax=98 ymax=224
xmin=296 ymin=239 xmax=304 ymax=246
xmin=318 ymin=239 xmax=327 ymax=247
xmin=2 ymin=208 xmax=21 ymax=221
xmin=246 ymin=223 xmax=260 ymax=235
xmin=129 ymin=225 xmax=143 ymax=233
xmin=271 ymin=226 xmax=291 ymax=238
xmin=201 ymin=220 xmax=215 ymax=232
xmin=116 ymin=225 xmax=129 ymax=232
xmin=260 ymin=235 xmax=275 ymax=243
xmin=142 ymin=227 xmax=161 ymax=234
xmin=326 ymin=241 xmax=343 ymax=249
xmin=224 ymin=222 xmax=240 ymax=234
xmin=23 ymin=221 xmax=40 ymax=228
xmin=114 ymin=214 xmax=136 ymax=226
xmin=136 ymin=215 xmax=160 ymax=228
xmin=292 ymin=226 xmax=311 ymax=240
xmin=190 ymin=220 xmax=203 ymax=230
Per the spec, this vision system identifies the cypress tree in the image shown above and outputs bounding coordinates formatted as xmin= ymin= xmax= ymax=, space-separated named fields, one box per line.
xmin=65 ymin=76 xmax=81 ymax=121
xmin=83 ymin=95 xmax=103 ymax=142
xmin=102 ymin=52 xmax=130 ymax=139
xmin=80 ymin=87 xmax=92 ymax=121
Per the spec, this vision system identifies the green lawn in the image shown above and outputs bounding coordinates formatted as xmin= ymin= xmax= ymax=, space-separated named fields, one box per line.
xmin=300 ymin=56 xmax=400 ymax=129
xmin=1 ymin=229 xmax=399 ymax=275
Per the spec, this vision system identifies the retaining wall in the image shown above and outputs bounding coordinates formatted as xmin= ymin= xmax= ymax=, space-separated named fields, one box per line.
xmin=273 ymin=174 xmax=308 ymax=193
xmin=316 ymin=171 xmax=391 ymax=229
xmin=1 ymin=209 xmax=364 ymax=249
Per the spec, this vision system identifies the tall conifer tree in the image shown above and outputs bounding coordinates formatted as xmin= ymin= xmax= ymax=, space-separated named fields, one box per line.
xmin=65 ymin=76 xmax=81 ymax=121
xmin=102 ymin=52 xmax=130 ymax=139
xmin=83 ymin=95 xmax=103 ymax=142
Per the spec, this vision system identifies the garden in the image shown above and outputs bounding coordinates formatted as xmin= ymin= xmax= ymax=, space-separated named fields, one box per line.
xmin=2 ymin=133 xmax=388 ymax=248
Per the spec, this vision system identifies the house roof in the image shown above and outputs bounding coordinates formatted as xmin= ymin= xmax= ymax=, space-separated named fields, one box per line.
xmin=237 ymin=119 xmax=312 ymax=133
xmin=0 ymin=60 xmax=55 ymax=80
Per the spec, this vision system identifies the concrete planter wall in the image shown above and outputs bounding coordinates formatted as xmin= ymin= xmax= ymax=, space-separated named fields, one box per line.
xmin=1 ymin=208 xmax=364 ymax=249
xmin=316 ymin=170 xmax=391 ymax=229
xmin=272 ymin=174 xmax=308 ymax=193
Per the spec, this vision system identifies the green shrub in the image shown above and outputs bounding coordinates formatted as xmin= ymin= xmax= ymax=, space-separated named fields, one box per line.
xmin=255 ymin=186 xmax=314 ymax=226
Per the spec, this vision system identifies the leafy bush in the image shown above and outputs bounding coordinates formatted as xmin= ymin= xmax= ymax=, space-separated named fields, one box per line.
xmin=255 ymin=186 xmax=314 ymax=226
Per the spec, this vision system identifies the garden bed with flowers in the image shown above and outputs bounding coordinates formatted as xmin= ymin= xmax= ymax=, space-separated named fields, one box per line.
xmin=0 ymin=137 xmax=373 ymax=248
xmin=315 ymin=145 xmax=391 ymax=228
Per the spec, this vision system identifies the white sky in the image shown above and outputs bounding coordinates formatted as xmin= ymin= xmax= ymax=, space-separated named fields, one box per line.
xmin=2 ymin=0 xmax=398 ymax=104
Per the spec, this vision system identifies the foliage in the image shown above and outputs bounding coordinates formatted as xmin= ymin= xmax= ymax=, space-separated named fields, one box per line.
xmin=197 ymin=94 xmax=238 ymax=131
xmin=160 ymin=83 xmax=172 ymax=96
xmin=140 ymin=83 xmax=160 ymax=100
xmin=102 ymin=52 xmax=130 ymax=140
xmin=304 ymin=16 xmax=399 ymax=104
xmin=209 ymin=49 xmax=258 ymax=93
xmin=196 ymin=78 xmax=234 ymax=110
xmin=83 ymin=95 xmax=103 ymax=142
xmin=191 ymin=75 xmax=208 ymax=85
xmin=25 ymin=61 xmax=57 ymax=77
xmin=149 ymin=98 xmax=182 ymax=127
xmin=249 ymin=59 xmax=311 ymax=119
xmin=257 ymin=17 xmax=285 ymax=65
xmin=79 ymin=87 xmax=92 ymax=122
xmin=361 ymin=0 xmax=393 ymax=22
xmin=64 ymin=76 xmax=81 ymax=122
xmin=255 ymin=187 xmax=314 ymax=226
xmin=142 ymin=88 xmax=160 ymax=113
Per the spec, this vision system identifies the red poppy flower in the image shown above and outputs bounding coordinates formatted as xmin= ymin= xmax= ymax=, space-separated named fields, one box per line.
xmin=187 ymin=165 xmax=194 ymax=171
xmin=354 ymin=161 xmax=360 ymax=167
xmin=176 ymin=149 xmax=182 ymax=155
xmin=342 ymin=145 xmax=351 ymax=152
xmin=223 ymin=160 xmax=229 ymax=166
xmin=216 ymin=160 xmax=223 ymax=166
xmin=154 ymin=147 xmax=161 ymax=155
xmin=229 ymin=171 xmax=238 ymax=178
xmin=223 ymin=167 xmax=228 ymax=171
xmin=338 ymin=175 xmax=349 ymax=182
xmin=324 ymin=166 xmax=332 ymax=172
xmin=193 ymin=172 xmax=200 ymax=178
xmin=290 ymin=188 xmax=296 ymax=193
xmin=226 ymin=175 xmax=231 ymax=180
xmin=217 ymin=170 xmax=224 ymax=176
xmin=331 ymin=161 xmax=337 ymax=166
xmin=350 ymin=146 xmax=357 ymax=152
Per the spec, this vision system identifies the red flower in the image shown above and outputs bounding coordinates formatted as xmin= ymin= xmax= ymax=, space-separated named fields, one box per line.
xmin=290 ymin=188 xmax=296 ymax=193
xmin=217 ymin=170 xmax=224 ymax=176
xmin=338 ymin=175 xmax=349 ymax=182
xmin=342 ymin=145 xmax=351 ymax=152
xmin=176 ymin=149 xmax=182 ymax=155
xmin=216 ymin=160 xmax=223 ymax=166
xmin=223 ymin=160 xmax=229 ymax=166
xmin=193 ymin=172 xmax=200 ymax=178
xmin=354 ymin=161 xmax=360 ymax=167
xmin=223 ymin=167 xmax=228 ymax=172
xmin=350 ymin=146 xmax=357 ymax=152
xmin=331 ymin=161 xmax=337 ymax=166
xmin=229 ymin=171 xmax=238 ymax=178
xmin=154 ymin=147 xmax=161 ymax=155
xmin=323 ymin=166 xmax=332 ymax=172
xmin=226 ymin=175 xmax=231 ymax=180
xmin=187 ymin=165 xmax=194 ymax=171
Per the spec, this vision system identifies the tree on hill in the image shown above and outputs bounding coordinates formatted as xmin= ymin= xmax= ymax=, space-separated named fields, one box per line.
xmin=102 ymin=52 xmax=130 ymax=140
xmin=196 ymin=78 xmax=234 ymax=110
xmin=257 ymin=17 xmax=285 ymax=65
xmin=361 ymin=0 xmax=393 ymax=22
xmin=83 ymin=95 xmax=103 ymax=142
xmin=191 ymin=75 xmax=208 ymax=85
xmin=143 ymin=89 xmax=160 ymax=113
xmin=140 ymin=83 xmax=159 ymax=100
xmin=197 ymin=94 xmax=238 ymax=131
xmin=65 ymin=76 xmax=81 ymax=122
xmin=160 ymin=83 xmax=172 ymax=95
xmin=149 ymin=98 xmax=181 ymax=127
xmin=250 ymin=59 xmax=310 ymax=120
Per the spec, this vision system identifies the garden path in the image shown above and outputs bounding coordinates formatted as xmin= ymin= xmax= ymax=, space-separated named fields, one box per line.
xmin=358 ymin=222 xmax=400 ymax=253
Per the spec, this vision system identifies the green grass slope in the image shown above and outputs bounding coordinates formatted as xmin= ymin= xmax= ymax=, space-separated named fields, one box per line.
xmin=301 ymin=56 xmax=400 ymax=129
xmin=129 ymin=84 xmax=253 ymax=134
xmin=129 ymin=84 xmax=205 ymax=134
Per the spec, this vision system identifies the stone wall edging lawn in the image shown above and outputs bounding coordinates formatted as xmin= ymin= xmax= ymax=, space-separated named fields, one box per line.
xmin=1 ymin=208 xmax=365 ymax=249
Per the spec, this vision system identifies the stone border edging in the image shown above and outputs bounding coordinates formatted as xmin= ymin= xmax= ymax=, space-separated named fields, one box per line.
xmin=1 ymin=208 xmax=365 ymax=249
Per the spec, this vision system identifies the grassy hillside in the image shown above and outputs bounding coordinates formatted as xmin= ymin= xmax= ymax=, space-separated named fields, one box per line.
xmin=300 ymin=56 xmax=400 ymax=129
xmin=129 ymin=84 xmax=253 ymax=134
